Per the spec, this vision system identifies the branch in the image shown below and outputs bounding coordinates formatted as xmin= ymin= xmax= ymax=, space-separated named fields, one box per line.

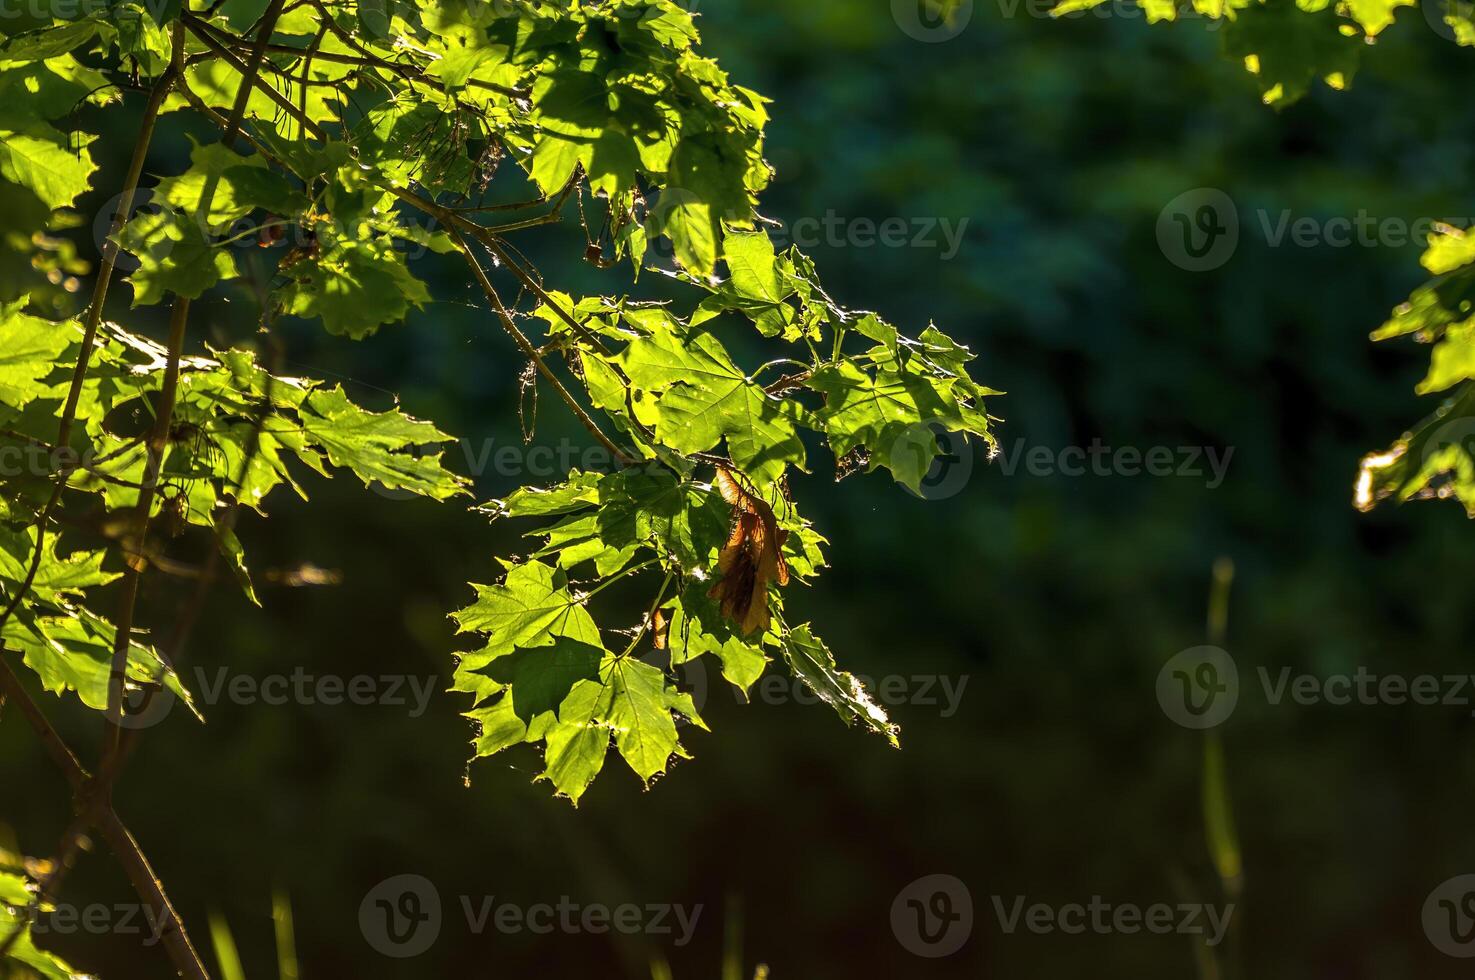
xmin=0 ymin=45 xmax=181 ymax=645
xmin=100 ymin=297 xmax=188 ymax=758
xmin=183 ymin=16 xmax=640 ymax=466
xmin=94 ymin=812 xmax=210 ymax=980
xmin=61 ymin=51 xmax=181 ymax=451
xmin=0 ymin=654 xmax=87 ymax=791
xmin=451 ymin=229 xmax=635 ymax=466
xmin=0 ymin=654 xmax=209 ymax=978
xmin=186 ymin=8 xmax=528 ymax=99
xmin=0 ymin=430 xmax=152 ymax=489
xmin=102 ymin=0 xmax=291 ymax=773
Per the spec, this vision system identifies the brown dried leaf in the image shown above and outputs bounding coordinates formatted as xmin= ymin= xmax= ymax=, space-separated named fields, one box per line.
xmin=707 ymin=466 xmax=789 ymax=635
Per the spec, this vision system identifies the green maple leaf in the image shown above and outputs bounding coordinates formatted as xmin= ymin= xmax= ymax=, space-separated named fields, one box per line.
xmin=1 ymin=870 xmax=85 ymax=980
xmin=530 ymin=509 xmax=644 ymax=577
xmin=600 ymin=467 xmax=729 ymax=569
xmin=1342 ymin=0 xmax=1416 ymax=34
xmin=650 ymin=133 xmax=757 ymax=275
xmin=119 ymin=208 xmax=238 ymax=306
xmin=0 ymin=130 xmax=96 ymax=210
xmin=724 ymin=228 xmax=786 ymax=303
xmin=152 ymin=139 xmax=282 ymax=232
xmin=0 ymin=60 xmax=113 ymax=131
xmin=1052 ymin=0 xmax=1375 ymax=106
xmin=0 ymin=21 xmax=99 ymax=63
xmin=454 ymin=557 xmax=705 ymax=802
xmin=808 ymin=348 xmax=994 ymax=491
xmin=619 ymin=317 xmax=806 ymax=484
xmin=698 ymin=228 xmax=808 ymax=338
xmin=1 ymin=601 xmax=201 ymax=720
xmin=452 ymin=560 xmax=601 ymax=650
xmin=542 ymin=654 xmax=702 ymax=803
xmin=0 ymin=526 xmax=117 ymax=600
xmin=277 ymin=234 xmax=431 ymax=339
xmin=783 ymin=624 xmax=898 ymax=746
xmin=506 ymin=468 xmax=729 ymax=574
xmin=491 ymin=470 xmax=605 ymax=518
xmin=808 ymin=360 xmax=956 ymax=486
xmin=476 ymin=636 xmax=606 ymax=722
xmin=1420 ymin=322 xmax=1475 ymax=394
xmin=526 ymin=67 xmax=644 ymax=197
xmin=665 ymin=584 xmax=769 ymax=692
xmin=298 ymin=386 xmax=466 ymax=500
xmin=0 ymin=303 xmax=75 ymax=409
xmin=1221 ymin=0 xmax=1363 ymax=107
xmin=1357 ymin=384 xmax=1475 ymax=516
xmin=1364 ymin=228 xmax=1475 ymax=514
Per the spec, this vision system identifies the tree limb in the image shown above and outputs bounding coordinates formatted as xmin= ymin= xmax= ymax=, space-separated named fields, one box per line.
xmin=452 ymin=229 xmax=635 ymax=465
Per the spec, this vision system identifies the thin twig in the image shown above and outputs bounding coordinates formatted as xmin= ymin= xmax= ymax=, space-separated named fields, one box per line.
xmin=89 ymin=14 xmax=287 ymax=978
xmin=94 ymin=811 xmax=209 ymax=980
xmin=183 ymin=18 xmax=328 ymax=140
xmin=0 ymin=654 xmax=88 ymax=791
xmin=619 ymin=567 xmax=675 ymax=659
xmin=186 ymin=9 xmax=527 ymax=99
xmin=184 ymin=12 xmax=641 ymax=468
xmin=0 ymin=50 xmax=181 ymax=644
xmin=0 ymin=660 xmax=206 ymax=979
xmin=0 ymin=430 xmax=152 ymax=489
xmin=102 ymin=0 xmax=290 ymax=775
xmin=453 ymin=229 xmax=634 ymax=465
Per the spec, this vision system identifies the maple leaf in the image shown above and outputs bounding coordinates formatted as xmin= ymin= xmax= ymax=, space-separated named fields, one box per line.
xmin=706 ymin=466 xmax=790 ymax=635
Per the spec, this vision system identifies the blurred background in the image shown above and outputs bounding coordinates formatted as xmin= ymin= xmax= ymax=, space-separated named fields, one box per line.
xmin=6 ymin=1 xmax=1475 ymax=977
